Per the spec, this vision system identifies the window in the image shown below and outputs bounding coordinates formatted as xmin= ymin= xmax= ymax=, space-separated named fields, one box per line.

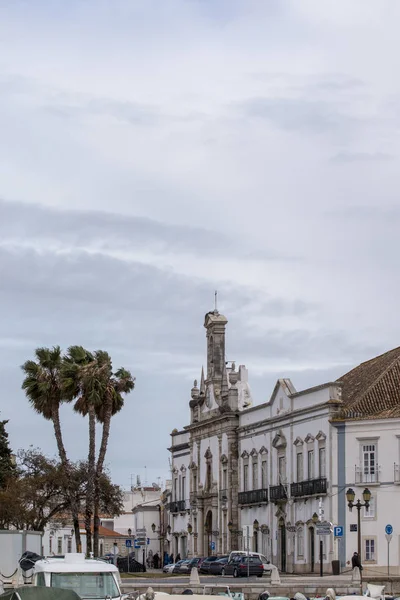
xmin=51 ymin=572 xmax=119 ymax=598
xmin=319 ymin=447 xmax=326 ymax=478
xmin=243 ymin=464 xmax=248 ymax=491
xmin=182 ymin=476 xmax=186 ymax=500
xmin=174 ymin=478 xmax=178 ymax=500
xmin=364 ymin=496 xmax=375 ymax=518
xmin=252 ymin=461 xmax=258 ymax=489
xmin=36 ymin=573 xmax=46 ymax=586
xmin=179 ymin=475 xmax=182 ymax=499
xmin=67 ymin=537 xmax=72 ymax=553
xmin=296 ymin=452 xmax=303 ymax=482
xmin=193 ymin=473 xmax=197 ymax=492
xmin=297 ymin=527 xmax=304 ymax=557
xmin=57 ymin=537 xmax=62 ymax=554
xmin=278 ymin=455 xmax=286 ymax=483
xmin=362 ymin=444 xmax=377 ymax=483
xmin=365 ymin=539 xmax=376 ymax=561
xmin=308 ymin=450 xmax=314 ymax=479
xmin=261 ymin=460 xmax=268 ymax=488
xmin=49 ymin=537 xmax=53 ymax=554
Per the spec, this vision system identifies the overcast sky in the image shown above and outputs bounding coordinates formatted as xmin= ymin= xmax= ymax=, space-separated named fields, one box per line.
xmin=1 ymin=0 xmax=400 ymax=490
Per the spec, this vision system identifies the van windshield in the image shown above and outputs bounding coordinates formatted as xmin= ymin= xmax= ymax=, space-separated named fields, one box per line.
xmin=51 ymin=572 xmax=119 ymax=599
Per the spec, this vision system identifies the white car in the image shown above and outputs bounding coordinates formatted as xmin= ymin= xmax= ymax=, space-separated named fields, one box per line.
xmin=163 ymin=563 xmax=176 ymax=573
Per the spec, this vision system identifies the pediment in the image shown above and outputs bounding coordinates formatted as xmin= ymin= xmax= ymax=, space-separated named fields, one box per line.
xmin=259 ymin=446 xmax=268 ymax=455
xmin=220 ymin=454 xmax=228 ymax=464
xmin=204 ymin=447 xmax=213 ymax=460
xmin=250 ymin=448 xmax=258 ymax=458
xmin=304 ymin=433 xmax=315 ymax=444
xmin=316 ymin=430 xmax=326 ymax=442
xmin=241 ymin=450 xmax=249 ymax=459
xmin=293 ymin=436 xmax=304 ymax=447
xmin=189 ymin=461 xmax=197 ymax=470
xmin=180 ymin=465 xmax=187 ymax=472
xmin=272 ymin=429 xmax=287 ymax=449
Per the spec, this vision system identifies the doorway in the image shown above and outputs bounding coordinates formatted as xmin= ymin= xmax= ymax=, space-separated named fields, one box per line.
xmin=309 ymin=527 xmax=315 ymax=573
xmin=205 ymin=511 xmax=213 ymax=555
xmin=278 ymin=519 xmax=286 ymax=572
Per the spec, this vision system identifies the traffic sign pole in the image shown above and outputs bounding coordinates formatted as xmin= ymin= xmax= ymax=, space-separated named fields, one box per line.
xmin=385 ymin=525 xmax=393 ymax=579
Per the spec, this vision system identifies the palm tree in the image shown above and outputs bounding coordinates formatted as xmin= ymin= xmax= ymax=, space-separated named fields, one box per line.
xmin=21 ymin=347 xmax=82 ymax=551
xmin=62 ymin=346 xmax=103 ymax=556
xmin=92 ymin=358 xmax=135 ymax=556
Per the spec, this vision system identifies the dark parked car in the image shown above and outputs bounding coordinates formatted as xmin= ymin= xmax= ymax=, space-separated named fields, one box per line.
xmin=199 ymin=556 xmax=221 ymax=574
xmin=209 ymin=556 xmax=228 ymax=575
xmin=117 ymin=553 xmax=146 ymax=573
xmin=186 ymin=557 xmax=205 ymax=571
xmin=221 ymin=556 xmax=264 ymax=578
xmin=173 ymin=559 xmax=191 ymax=574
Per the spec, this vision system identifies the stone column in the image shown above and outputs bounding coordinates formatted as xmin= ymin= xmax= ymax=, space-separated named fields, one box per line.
xmin=228 ymin=432 xmax=239 ymax=550
xmin=197 ymin=507 xmax=204 ymax=556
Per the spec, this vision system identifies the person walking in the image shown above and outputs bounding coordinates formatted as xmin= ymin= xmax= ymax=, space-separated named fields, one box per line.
xmin=351 ymin=552 xmax=363 ymax=571
xmin=153 ymin=553 xmax=159 ymax=569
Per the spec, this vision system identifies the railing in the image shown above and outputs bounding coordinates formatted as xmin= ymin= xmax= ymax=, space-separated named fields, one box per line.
xmin=290 ymin=477 xmax=327 ymax=498
xmin=269 ymin=484 xmax=288 ymax=502
xmin=355 ymin=466 xmax=379 ymax=484
xmin=238 ymin=488 xmax=268 ymax=505
xmin=394 ymin=464 xmax=400 ymax=483
xmin=219 ymin=489 xmax=228 ymax=501
xmin=166 ymin=500 xmax=186 ymax=513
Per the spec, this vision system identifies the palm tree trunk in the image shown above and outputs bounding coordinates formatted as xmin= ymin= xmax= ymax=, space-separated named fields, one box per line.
xmin=93 ymin=400 xmax=113 ymax=557
xmin=52 ymin=405 xmax=82 ymax=552
xmin=85 ymin=405 xmax=96 ymax=556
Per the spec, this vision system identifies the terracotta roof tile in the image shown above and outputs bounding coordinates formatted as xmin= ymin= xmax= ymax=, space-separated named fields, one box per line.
xmin=336 ymin=346 xmax=400 ymax=419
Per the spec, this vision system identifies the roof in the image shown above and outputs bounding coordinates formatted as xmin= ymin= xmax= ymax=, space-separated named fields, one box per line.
xmin=77 ymin=523 xmax=124 ymax=538
xmin=336 ymin=346 xmax=400 ymax=419
xmin=34 ymin=555 xmax=119 ymax=574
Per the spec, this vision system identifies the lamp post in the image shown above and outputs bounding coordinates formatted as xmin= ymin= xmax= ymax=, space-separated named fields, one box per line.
xmin=346 ymin=487 xmax=371 ymax=562
xmin=127 ymin=528 xmax=132 ymax=573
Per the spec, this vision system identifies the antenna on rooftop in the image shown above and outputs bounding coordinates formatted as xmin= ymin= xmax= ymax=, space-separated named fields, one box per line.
xmin=214 ymin=290 xmax=218 ymax=312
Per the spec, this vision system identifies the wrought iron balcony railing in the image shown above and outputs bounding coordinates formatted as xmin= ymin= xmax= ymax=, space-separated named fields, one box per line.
xmin=290 ymin=477 xmax=327 ymax=498
xmin=167 ymin=500 xmax=186 ymax=513
xmin=269 ymin=484 xmax=288 ymax=502
xmin=238 ymin=488 xmax=268 ymax=506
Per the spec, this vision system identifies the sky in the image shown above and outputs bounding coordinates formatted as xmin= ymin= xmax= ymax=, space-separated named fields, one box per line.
xmin=1 ymin=0 xmax=400 ymax=490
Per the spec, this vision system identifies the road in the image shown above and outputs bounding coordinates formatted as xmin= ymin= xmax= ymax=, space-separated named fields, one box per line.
xmin=122 ymin=575 xmax=267 ymax=585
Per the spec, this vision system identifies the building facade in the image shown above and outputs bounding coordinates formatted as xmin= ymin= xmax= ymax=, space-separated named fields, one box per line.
xmin=168 ymin=309 xmax=400 ymax=574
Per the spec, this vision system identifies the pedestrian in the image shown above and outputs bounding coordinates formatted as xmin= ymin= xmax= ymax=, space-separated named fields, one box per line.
xmin=153 ymin=553 xmax=159 ymax=569
xmin=170 ymin=553 xmax=174 ymax=564
xmin=351 ymin=552 xmax=363 ymax=571
xmin=176 ymin=553 xmax=181 ymax=562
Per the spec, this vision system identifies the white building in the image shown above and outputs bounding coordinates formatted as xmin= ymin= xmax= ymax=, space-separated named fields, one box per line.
xmin=168 ymin=309 xmax=400 ymax=574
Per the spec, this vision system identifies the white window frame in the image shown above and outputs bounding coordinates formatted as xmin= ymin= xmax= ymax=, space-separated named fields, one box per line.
xmin=307 ymin=449 xmax=314 ymax=480
xmin=243 ymin=463 xmax=249 ymax=492
xmin=261 ymin=459 xmax=268 ymax=489
xmin=252 ymin=460 xmax=258 ymax=490
xmin=361 ymin=442 xmax=377 ymax=483
xmin=278 ymin=454 xmax=286 ymax=484
xmin=296 ymin=452 xmax=303 ymax=483
xmin=319 ymin=447 xmax=326 ymax=478
xmin=364 ymin=538 xmax=376 ymax=562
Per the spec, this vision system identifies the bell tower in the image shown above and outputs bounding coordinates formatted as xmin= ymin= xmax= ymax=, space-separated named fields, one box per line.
xmin=204 ymin=309 xmax=228 ymax=385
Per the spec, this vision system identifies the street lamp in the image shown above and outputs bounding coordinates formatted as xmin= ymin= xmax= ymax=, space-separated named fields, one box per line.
xmin=151 ymin=523 xmax=156 ymax=533
xmin=312 ymin=512 xmax=319 ymax=524
xmin=253 ymin=520 xmax=259 ymax=531
xmin=346 ymin=487 xmax=371 ymax=561
xmin=187 ymin=523 xmax=193 ymax=535
xmin=128 ymin=528 xmax=132 ymax=536
xmin=228 ymin=521 xmax=243 ymax=535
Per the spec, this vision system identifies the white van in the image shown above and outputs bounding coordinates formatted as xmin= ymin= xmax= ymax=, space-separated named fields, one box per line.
xmin=228 ymin=551 xmax=273 ymax=572
xmin=32 ymin=553 xmax=125 ymax=600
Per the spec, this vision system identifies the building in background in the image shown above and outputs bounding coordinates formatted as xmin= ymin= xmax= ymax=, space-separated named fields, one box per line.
xmin=168 ymin=309 xmax=400 ymax=574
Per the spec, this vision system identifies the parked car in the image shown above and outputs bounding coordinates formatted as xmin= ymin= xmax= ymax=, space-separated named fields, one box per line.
xmin=209 ymin=556 xmax=229 ymax=575
xmin=173 ymin=560 xmax=191 ymax=574
xmin=199 ymin=556 xmax=221 ymax=574
xmin=163 ymin=563 xmax=176 ymax=573
xmin=221 ymin=555 xmax=264 ymax=578
xmin=183 ymin=558 xmax=205 ymax=572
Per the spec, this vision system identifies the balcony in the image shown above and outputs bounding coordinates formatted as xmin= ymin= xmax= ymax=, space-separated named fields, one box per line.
xmin=238 ymin=488 xmax=268 ymax=506
xmin=269 ymin=484 xmax=288 ymax=502
xmin=355 ymin=466 xmax=379 ymax=485
xmin=219 ymin=489 xmax=228 ymax=502
xmin=291 ymin=477 xmax=327 ymax=498
xmin=167 ymin=500 xmax=187 ymax=513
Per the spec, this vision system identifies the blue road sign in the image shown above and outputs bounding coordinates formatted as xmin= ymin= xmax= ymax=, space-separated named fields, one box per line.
xmin=134 ymin=542 xmax=140 ymax=549
xmin=147 ymin=538 xmax=150 ymax=545
xmin=210 ymin=541 xmax=216 ymax=550
xmin=125 ymin=539 xmax=132 ymax=548
xmin=334 ymin=526 xmax=343 ymax=538
xmin=385 ymin=524 xmax=393 ymax=535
